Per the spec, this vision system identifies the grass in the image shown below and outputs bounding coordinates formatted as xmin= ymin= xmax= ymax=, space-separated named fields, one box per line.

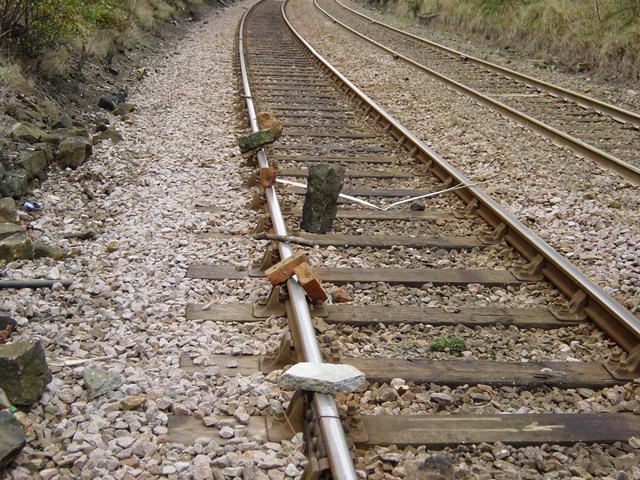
xmin=381 ymin=0 xmax=640 ymax=80
xmin=428 ymin=337 xmax=467 ymax=355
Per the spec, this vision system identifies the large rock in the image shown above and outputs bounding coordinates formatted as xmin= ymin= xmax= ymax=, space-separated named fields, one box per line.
xmin=0 ymin=233 xmax=33 ymax=260
xmin=0 ymin=341 xmax=52 ymax=406
xmin=35 ymin=101 xmax=62 ymax=126
xmin=0 ymin=410 xmax=26 ymax=469
xmin=92 ymin=129 xmax=123 ymax=145
xmin=237 ymin=129 xmax=275 ymax=153
xmin=33 ymin=243 xmax=67 ymax=260
xmin=0 ymin=169 xmax=29 ymax=199
xmin=56 ymin=137 xmax=92 ymax=169
xmin=0 ymin=223 xmax=23 ymax=241
xmin=257 ymin=112 xmax=283 ymax=140
xmin=278 ymin=362 xmax=366 ymax=394
xmin=83 ymin=366 xmax=123 ymax=398
xmin=98 ymin=96 xmax=117 ymax=111
xmin=113 ymin=103 xmax=135 ymax=116
xmin=300 ymin=164 xmax=345 ymax=233
xmin=10 ymin=122 xmax=58 ymax=144
xmin=0 ymin=198 xmax=19 ymax=224
xmin=16 ymin=149 xmax=48 ymax=181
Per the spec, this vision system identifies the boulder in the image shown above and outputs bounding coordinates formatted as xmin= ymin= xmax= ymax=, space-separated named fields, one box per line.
xmin=113 ymin=88 xmax=127 ymax=104
xmin=237 ymin=129 xmax=275 ymax=153
xmin=0 ymin=410 xmax=26 ymax=469
xmin=33 ymin=243 xmax=67 ymax=260
xmin=83 ymin=366 xmax=123 ymax=398
xmin=0 ymin=233 xmax=33 ymax=260
xmin=56 ymin=137 xmax=92 ymax=169
xmin=300 ymin=164 xmax=345 ymax=233
xmin=113 ymin=103 xmax=135 ymax=116
xmin=10 ymin=122 xmax=58 ymax=144
xmin=0 ymin=223 xmax=23 ymax=241
xmin=35 ymin=101 xmax=62 ymax=126
xmin=0 ymin=198 xmax=19 ymax=224
xmin=51 ymin=112 xmax=73 ymax=130
xmin=16 ymin=149 xmax=48 ymax=181
xmin=33 ymin=143 xmax=54 ymax=163
xmin=0 ymin=169 xmax=29 ymax=199
xmin=98 ymin=96 xmax=117 ymax=111
xmin=92 ymin=129 xmax=123 ymax=145
xmin=278 ymin=362 xmax=366 ymax=394
xmin=0 ymin=341 xmax=52 ymax=406
xmin=257 ymin=112 xmax=283 ymax=140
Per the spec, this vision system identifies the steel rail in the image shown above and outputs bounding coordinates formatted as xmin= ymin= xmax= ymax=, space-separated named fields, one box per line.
xmin=333 ymin=0 xmax=640 ymax=129
xmin=238 ymin=3 xmax=358 ymax=479
xmin=314 ymin=0 xmax=640 ymax=185
xmin=283 ymin=0 xmax=640 ymax=352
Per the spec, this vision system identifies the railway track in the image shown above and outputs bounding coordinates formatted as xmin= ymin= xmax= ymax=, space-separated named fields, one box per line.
xmin=314 ymin=0 xmax=640 ymax=185
xmin=167 ymin=0 xmax=640 ymax=478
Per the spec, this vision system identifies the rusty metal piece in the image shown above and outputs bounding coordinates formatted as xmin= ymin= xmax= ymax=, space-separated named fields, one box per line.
xmin=479 ymin=222 xmax=508 ymax=245
xmin=604 ymin=343 xmax=640 ymax=381
xmin=260 ymin=332 xmax=296 ymax=373
xmin=549 ymin=290 xmax=588 ymax=322
xmin=259 ymin=167 xmax=277 ymax=187
xmin=253 ymin=285 xmax=286 ymax=318
xmin=513 ymin=254 xmax=545 ymax=282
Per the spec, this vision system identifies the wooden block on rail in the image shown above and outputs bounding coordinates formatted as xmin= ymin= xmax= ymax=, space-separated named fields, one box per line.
xmin=293 ymin=262 xmax=328 ymax=302
xmin=264 ymin=251 xmax=307 ymax=286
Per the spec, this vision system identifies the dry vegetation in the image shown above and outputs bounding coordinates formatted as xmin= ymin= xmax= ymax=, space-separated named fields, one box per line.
xmin=0 ymin=0 xmax=216 ymax=96
xmin=371 ymin=0 xmax=640 ymax=81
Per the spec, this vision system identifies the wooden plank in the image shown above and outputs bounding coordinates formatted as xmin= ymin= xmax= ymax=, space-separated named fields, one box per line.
xmin=168 ymin=415 xmax=267 ymax=445
xmin=284 ymin=131 xmax=376 ymax=139
xmin=272 ymin=144 xmax=388 ymax=153
xmin=286 ymin=187 xmax=439 ymax=198
xmin=197 ymin=232 xmax=484 ymax=250
xmin=195 ymin=205 xmax=454 ymax=221
xmin=187 ymin=265 xmax=525 ymax=287
xmin=325 ymin=305 xmax=567 ymax=328
xmin=273 ymin=155 xmax=394 ymax=164
xmin=313 ymin=267 xmax=523 ymax=286
xmin=281 ymin=122 xmax=364 ymax=129
xmin=278 ymin=168 xmax=420 ymax=179
xmin=186 ymin=304 xmax=258 ymax=322
xmin=343 ymin=358 xmax=617 ymax=389
xmin=187 ymin=265 xmax=248 ymax=280
xmin=177 ymin=353 xmax=617 ymax=389
xmin=357 ymin=413 xmax=640 ymax=447
xmin=185 ymin=304 xmax=567 ymax=329
xmin=271 ymin=106 xmax=355 ymax=113
xmin=179 ymin=354 xmax=260 ymax=376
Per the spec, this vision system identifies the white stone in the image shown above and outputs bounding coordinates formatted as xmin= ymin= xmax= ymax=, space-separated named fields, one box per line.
xmin=278 ymin=362 xmax=366 ymax=394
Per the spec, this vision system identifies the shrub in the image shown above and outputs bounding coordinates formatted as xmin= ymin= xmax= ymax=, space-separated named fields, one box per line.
xmin=0 ymin=0 xmax=84 ymax=54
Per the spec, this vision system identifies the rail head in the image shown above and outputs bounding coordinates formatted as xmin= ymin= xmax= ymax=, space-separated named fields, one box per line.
xmin=313 ymin=0 xmax=640 ymax=185
xmin=333 ymin=0 xmax=640 ymax=129
xmin=238 ymin=3 xmax=359 ymax=479
xmin=282 ymin=0 xmax=640 ymax=350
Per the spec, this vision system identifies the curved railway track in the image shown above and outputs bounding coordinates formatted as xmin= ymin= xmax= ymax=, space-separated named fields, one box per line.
xmin=167 ymin=0 xmax=640 ymax=477
xmin=314 ymin=0 xmax=640 ymax=185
